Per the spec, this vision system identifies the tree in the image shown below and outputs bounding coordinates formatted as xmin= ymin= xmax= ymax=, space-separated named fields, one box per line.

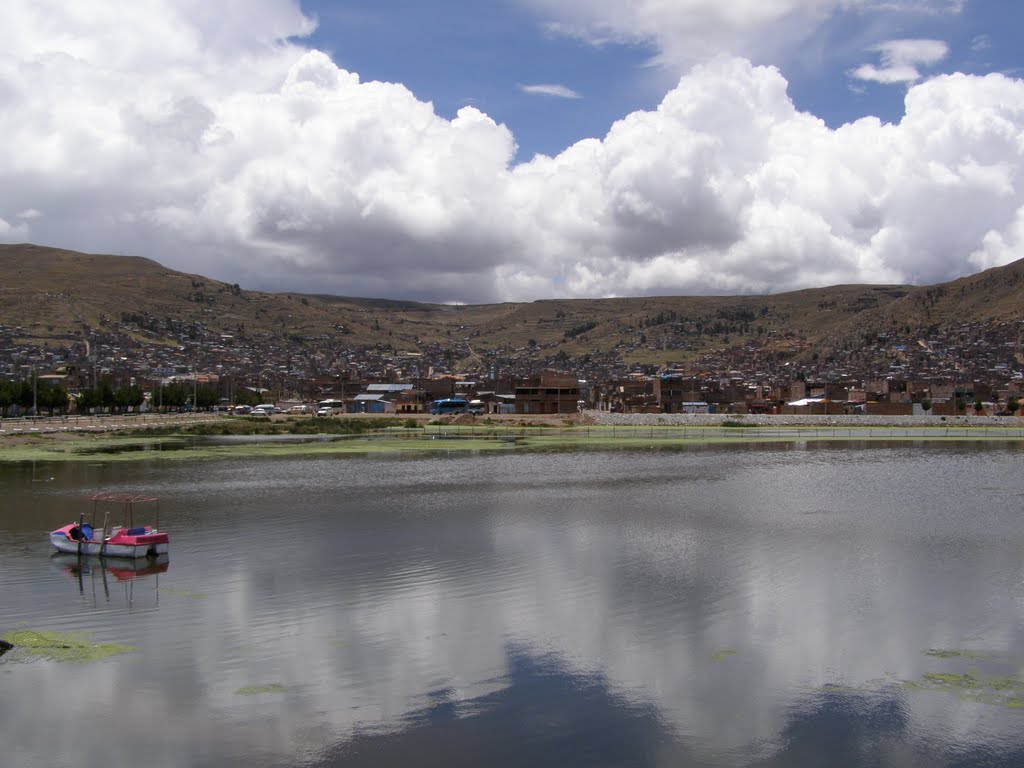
xmin=161 ymin=383 xmax=188 ymax=409
xmin=17 ymin=379 xmax=33 ymax=412
xmin=195 ymin=385 xmax=220 ymax=409
xmin=1007 ymin=396 xmax=1020 ymax=416
xmin=37 ymin=381 xmax=68 ymax=415
xmin=920 ymin=398 xmax=932 ymax=414
xmin=75 ymin=379 xmax=119 ymax=413
xmin=75 ymin=387 xmax=101 ymax=413
xmin=234 ymin=388 xmax=262 ymax=407
xmin=0 ymin=379 xmax=15 ymax=416
xmin=99 ymin=380 xmax=116 ymax=412
xmin=115 ymin=385 xmax=144 ymax=412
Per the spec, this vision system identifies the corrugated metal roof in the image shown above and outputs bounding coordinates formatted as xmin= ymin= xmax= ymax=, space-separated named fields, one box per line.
xmin=366 ymin=384 xmax=413 ymax=392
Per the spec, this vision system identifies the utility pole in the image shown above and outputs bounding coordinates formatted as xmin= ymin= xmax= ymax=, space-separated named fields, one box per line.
xmin=33 ymin=366 xmax=38 ymax=416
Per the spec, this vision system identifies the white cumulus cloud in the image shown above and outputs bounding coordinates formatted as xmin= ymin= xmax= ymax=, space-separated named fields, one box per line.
xmin=1 ymin=0 xmax=1023 ymax=303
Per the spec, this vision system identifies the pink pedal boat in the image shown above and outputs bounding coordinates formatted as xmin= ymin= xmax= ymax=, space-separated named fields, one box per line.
xmin=50 ymin=493 xmax=170 ymax=559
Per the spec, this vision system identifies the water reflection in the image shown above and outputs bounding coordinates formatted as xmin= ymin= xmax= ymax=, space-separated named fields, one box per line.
xmin=51 ymin=553 xmax=168 ymax=611
xmin=308 ymin=649 xmax=679 ymax=768
xmin=753 ymin=685 xmax=1024 ymax=768
xmin=69 ymin=439 xmax=192 ymax=455
xmin=1 ymin=444 xmax=1023 ymax=767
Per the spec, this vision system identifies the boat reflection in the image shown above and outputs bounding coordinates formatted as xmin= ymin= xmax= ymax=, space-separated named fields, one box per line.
xmin=51 ymin=553 xmax=168 ymax=611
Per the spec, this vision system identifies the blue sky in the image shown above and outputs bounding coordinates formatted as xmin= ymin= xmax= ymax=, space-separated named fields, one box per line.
xmin=2 ymin=1 xmax=1024 ymax=303
xmin=301 ymin=0 xmax=1019 ymax=160
xmin=302 ymin=0 xmax=660 ymax=160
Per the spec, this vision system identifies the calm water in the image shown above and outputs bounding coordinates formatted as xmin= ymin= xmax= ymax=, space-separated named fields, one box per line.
xmin=2 ymin=442 xmax=1024 ymax=767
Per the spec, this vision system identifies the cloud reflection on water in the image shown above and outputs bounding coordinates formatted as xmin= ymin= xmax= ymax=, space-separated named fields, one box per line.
xmin=2 ymin=446 xmax=1023 ymax=767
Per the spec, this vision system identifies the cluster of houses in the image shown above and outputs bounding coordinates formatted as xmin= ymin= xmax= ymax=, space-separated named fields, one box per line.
xmin=229 ymin=370 xmax=1020 ymax=418
xmin=240 ymin=371 xmax=582 ymax=416
xmin=4 ymin=311 xmax=1024 ymax=418
xmin=605 ymin=372 xmax=1021 ymax=416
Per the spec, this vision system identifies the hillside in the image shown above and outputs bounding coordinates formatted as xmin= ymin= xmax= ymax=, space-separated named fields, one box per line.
xmin=2 ymin=243 xmax=1023 ymax=376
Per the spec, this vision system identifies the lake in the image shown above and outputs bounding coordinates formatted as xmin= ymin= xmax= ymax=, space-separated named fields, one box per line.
xmin=2 ymin=441 xmax=1023 ymax=767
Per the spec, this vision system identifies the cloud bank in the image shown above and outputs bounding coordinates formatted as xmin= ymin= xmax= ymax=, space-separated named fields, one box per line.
xmin=523 ymin=0 xmax=965 ymax=72
xmin=0 ymin=0 xmax=1022 ymax=303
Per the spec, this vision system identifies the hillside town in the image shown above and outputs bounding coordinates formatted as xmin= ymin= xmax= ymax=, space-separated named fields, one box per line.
xmin=2 ymin=310 xmax=1023 ymax=418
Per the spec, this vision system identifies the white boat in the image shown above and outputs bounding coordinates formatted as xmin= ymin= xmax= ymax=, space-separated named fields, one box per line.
xmin=49 ymin=493 xmax=170 ymax=559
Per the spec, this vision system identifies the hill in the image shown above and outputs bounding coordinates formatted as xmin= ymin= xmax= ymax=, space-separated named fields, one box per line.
xmin=2 ymin=243 xmax=1023 ymax=380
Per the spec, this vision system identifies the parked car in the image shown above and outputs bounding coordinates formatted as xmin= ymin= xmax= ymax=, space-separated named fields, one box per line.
xmin=251 ymin=405 xmax=276 ymax=417
xmin=316 ymin=406 xmax=332 ymax=417
xmin=289 ymin=405 xmax=310 ymax=414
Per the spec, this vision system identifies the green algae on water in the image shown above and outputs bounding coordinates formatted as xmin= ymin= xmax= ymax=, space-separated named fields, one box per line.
xmin=236 ymin=683 xmax=286 ymax=695
xmin=922 ymin=672 xmax=978 ymax=687
xmin=7 ymin=422 xmax=1024 ymax=464
xmin=166 ymin=587 xmax=208 ymax=599
xmin=710 ymin=649 xmax=737 ymax=662
xmin=924 ymin=648 xmax=985 ymax=660
xmin=904 ymin=665 xmax=1024 ymax=711
xmin=1 ymin=629 xmax=134 ymax=663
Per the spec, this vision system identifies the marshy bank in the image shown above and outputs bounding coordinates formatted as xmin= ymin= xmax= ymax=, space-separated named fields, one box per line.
xmin=2 ymin=410 xmax=1024 ymax=463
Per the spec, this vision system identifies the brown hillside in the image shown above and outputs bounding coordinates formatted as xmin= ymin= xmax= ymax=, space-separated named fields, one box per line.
xmin=2 ymin=243 xmax=1023 ymax=370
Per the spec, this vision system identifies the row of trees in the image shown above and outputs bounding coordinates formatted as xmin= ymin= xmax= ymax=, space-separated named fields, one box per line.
xmin=0 ymin=378 xmax=69 ymax=416
xmin=0 ymin=379 xmax=233 ymax=416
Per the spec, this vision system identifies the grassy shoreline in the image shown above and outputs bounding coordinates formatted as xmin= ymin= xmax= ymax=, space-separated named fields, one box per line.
xmin=2 ymin=416 xmax=1023 ymax=463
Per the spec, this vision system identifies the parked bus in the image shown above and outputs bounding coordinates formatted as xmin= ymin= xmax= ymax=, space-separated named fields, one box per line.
xmin=430 ymin=398 xmax=469 ymax=415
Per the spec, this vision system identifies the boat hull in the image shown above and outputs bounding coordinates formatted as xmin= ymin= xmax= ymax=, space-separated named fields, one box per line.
xmin=49 ymin=524 xmax=170 ymax=559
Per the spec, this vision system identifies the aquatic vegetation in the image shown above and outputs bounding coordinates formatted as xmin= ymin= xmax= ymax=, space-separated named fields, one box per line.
xmin=0 ymin=629 xmax=134 ymax=663
xmin=5 ymin=421 xmax=1024 ymax=463
xmin=922 ymin=672 xmax=977 ymax=687
xmin=924 ymin=648 xmax=984 ymax=660
xmin=903 ymin=654 xmax=1024 ymax=710
xmin=710 ymin=650 xmax=737 ymax=662
xmin=127 ymin=416 xmax=404 ymax=438
xmin=166 ymin=587 xmax=208 ymax=599
xmin=236 ymin=683 xmax=286 ymax=695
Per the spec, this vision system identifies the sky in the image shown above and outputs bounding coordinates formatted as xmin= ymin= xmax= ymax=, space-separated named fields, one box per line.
xmin=1 ymin=0 xmax=1023 ymax=304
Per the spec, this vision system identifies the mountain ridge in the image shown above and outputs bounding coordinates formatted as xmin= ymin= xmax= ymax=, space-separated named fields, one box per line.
xmin=2 ymin=243 xmax=1022 ymax=377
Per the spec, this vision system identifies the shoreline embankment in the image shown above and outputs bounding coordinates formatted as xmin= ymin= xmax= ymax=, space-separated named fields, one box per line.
xmin=584 ymin=411 xmax=1024 ymax=429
